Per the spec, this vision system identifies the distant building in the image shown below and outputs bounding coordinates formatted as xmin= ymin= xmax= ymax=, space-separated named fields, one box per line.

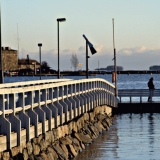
xmin=95 ymin=65 xmax=123 ymax=71
xmin=2 ymin=47 xmax=18 ymax=71
xmin=2 ymin=47 xmax=53 ymax=75
xmin=18 ymin=58 xmax=40 ymax=70
xmin=107 ymin=65 xmax=123 ymax=71
xmin=149 ymin=65 xmax=160 ymax=71
xmin=18 ymin=58 xmax=41 ymax=75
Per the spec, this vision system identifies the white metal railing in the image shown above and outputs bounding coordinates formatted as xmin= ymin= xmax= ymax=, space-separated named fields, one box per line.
xmin=0 ymin=78 xmax=117 ymax=151
xmin=0 ymin=79 xmax=72 ymax=89
xmin=118 ymin=89 xmax=160 ymax=103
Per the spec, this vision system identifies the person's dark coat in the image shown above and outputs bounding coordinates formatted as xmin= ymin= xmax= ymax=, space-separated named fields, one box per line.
xmin=148 ymin=78 xmax=155 ymax=89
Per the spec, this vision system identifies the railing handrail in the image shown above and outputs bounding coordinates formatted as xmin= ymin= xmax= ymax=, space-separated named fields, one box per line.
xmin=118 ymin=89 xmax=160 ymax=97
xmin=0 ymin=78 xmax=115 ymax=94
xmin=0 ymin=79 xmax=72 ymax=88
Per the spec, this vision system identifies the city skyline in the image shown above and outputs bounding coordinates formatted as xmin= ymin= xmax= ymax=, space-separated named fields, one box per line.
xmin=1 ymin=0 xmax=160 ymax=71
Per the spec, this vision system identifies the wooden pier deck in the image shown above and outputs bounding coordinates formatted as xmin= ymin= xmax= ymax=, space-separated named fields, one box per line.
xmin=115 ymin=102 xmax=160 ymax=113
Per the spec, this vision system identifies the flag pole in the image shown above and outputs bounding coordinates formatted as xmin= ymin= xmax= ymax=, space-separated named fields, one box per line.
xmin=86 ymin=38 xmax=88 ymax=79
xmin=82 ymin=34 xmax=97 ymax=79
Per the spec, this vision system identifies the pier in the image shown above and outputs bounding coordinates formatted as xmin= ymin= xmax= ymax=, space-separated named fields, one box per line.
xmin=0 ymin=78 xmax=117 ymax=154
xmin=1 ymin=77 xmax=159 ymax=158
xmin=117 ymin=89 xmax=160 ymax=113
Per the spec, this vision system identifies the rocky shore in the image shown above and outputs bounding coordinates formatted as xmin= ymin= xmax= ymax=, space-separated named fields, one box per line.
xmin=1 ymin=105 xmax=115 ymax=160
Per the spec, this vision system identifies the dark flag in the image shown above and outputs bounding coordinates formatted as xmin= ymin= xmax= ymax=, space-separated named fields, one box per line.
xmin=89 ymin=45 xmax=97 ymax=55
xmin=83 ymin=35 xmax=97 ymax=55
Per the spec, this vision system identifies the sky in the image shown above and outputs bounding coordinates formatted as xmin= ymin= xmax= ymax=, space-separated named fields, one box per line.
xmin=1 ymin=0 xmax=160 ymax=71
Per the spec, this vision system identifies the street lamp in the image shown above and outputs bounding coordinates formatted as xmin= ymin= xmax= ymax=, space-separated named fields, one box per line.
xmin=38 ymin=43 xmax=42 ymax=80
xmin=82 ymin=35 xmax=97 ymax=78
xmin=57 ymin=18 xmax=66 ymax=79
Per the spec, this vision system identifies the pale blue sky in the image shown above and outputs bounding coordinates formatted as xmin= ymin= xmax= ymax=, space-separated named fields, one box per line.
xmin=1 ymin=0 xmax=160 ymax=70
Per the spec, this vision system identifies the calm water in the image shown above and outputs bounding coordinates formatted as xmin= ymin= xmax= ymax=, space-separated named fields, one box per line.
xmin=4 ymin=74 xmax=160 ymax=160
xmin=4 ymin=74 xmax=160 ymax=89
xmin=74 ymin=113 xmax=160 ymax=160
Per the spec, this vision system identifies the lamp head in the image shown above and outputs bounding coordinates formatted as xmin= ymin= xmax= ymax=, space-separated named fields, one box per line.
xmin=38 ymin=43 xmax=42 ymax=47
xmin=57 ymin=18 xmax=66 ymax=22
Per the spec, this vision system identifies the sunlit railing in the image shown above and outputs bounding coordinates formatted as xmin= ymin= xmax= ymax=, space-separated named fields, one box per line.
xmin=0 ymin=78 xmax=117 ymax=151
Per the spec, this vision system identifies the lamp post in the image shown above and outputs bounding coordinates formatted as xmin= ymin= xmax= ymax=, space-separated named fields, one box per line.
xmin=0 ymin=5 xmax=4 ymax=83
xmin=57 ymin=18 xmax=66 ymax=79
xmin=83 ymin=35 xmax=97 ymax=79
xmin=38 ymin=43 xmax=42 ymax=80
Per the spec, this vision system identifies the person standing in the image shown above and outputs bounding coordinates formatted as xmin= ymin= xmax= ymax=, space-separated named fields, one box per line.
xmin=148 ymin=77 xmax=155 ymax=102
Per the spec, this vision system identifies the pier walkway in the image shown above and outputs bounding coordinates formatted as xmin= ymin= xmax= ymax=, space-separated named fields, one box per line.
xmin=117 ymin=89 xmax=160 ymax=113
xmin=118 ymin=89 xmax=160 ymax=103
xmin=0 ymin=78 xmax=117 ymax=152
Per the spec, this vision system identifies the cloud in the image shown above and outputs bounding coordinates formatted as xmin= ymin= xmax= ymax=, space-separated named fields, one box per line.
xmin=78 ymin=46 xmax=85 ymax=52
xmin=117 ymin=46 xmax=160 ymax=70
xmin=118 ymin=46 xmax=160 ymax=56
xmin=95 ymin=45 xmax=105 ymax=52
xmin=19 ymin=46 xmax=160 ymax=71
xmin=118 ymin=46 xmax=148 ymax=55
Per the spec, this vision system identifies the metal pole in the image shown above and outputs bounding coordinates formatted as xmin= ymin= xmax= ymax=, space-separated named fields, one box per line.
xmin=57 ymin=21 xmax=60 ymax=79
xmin=0 ymin=5 xmax=4 ymax=83
xmin=38 ymin=43 xmax=42 ymax=80
xmin=112 ymin=18 xmax=118 ymax=97
xmin=86 ymin=39 xmax=88 ymax=79
xmin=114 ymin=48 xmax=117 ymax=97
xmin=39 ymin=47 xmax=42 ymax=80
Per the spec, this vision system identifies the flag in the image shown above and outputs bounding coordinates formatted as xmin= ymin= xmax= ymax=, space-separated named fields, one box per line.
xmin=83 ymin=35 xmax=97 ymax=55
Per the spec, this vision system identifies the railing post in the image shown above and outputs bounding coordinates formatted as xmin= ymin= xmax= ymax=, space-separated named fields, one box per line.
xmin=64 ymin=85 xmax=73 ymax=121
xmin=59 ymin=86 xmax=68 ymax=122
xmin=26 ymin=91 xmax=38 ymax=138
xmin=18 ymin=92 xmax=30 ymax=142
xmin=67 ymin=85 xmax=73 ymax=118
xmin=0 ymin=94 xmax=10 ymax=150
xmin=140 ymin=96 xmax=142 ymax=103
xmin=48 ymin=88 xmax=58 ymax=128
xmin=34 ymin=90 xmax=45 ymax=134
xmin=130 ymin=96 xmax=132 ymax=103
xmin=9 ymin=93 xmax=21 ymax=147
xmin=54 ymin=87 xmax=63 ymax=125
xmin=80 ymin=82 xmax=87 ymax=113
xmin=73 ymin=84 xmax=80 ymax=116
xmin=41 ymin=89 xmax=52 ymax=131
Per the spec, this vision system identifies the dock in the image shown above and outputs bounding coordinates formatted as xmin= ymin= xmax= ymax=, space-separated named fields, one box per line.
xmin=116 ymin=89 xmax=160 ymax=113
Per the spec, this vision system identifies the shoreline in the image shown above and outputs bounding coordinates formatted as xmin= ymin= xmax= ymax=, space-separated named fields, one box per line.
xmin=4 ymin=70 xmax=160 ymax=77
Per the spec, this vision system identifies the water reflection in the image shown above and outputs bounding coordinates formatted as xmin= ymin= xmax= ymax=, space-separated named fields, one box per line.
xmin=74 ymin=114 xmax=160 ymax=160
xmin=74 ymin=118 xmax=119 ymax=160
xmin=148 ymin=113 xmax=154 ymax=153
